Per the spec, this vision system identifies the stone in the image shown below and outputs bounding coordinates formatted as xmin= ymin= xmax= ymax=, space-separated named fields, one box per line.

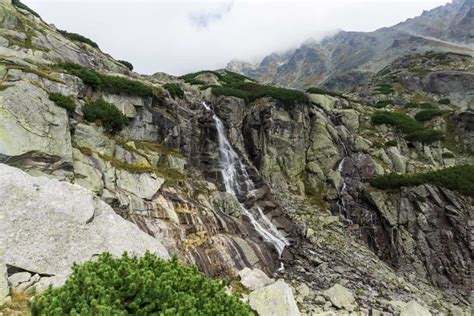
xmin=73 ymin=123 xmax=115 ymax=156
xmin=0 ymin=163 xmax=169 ymax=288
xmin=314 ymin=295 xmax=327 ymax=305
xmin=0 ymin=80 xmax=73 ymax=175
xmin=322 ymin=284 xmax=355 ymax=310
xmin=400 ymin=300 xmax=431 ymax=316
xmin=7 ymin=272 xmax=31 ymax=287
xmin=248 ymin=279 xmax=300 ymax=316
xmin=102 ymin=93 xmax=146 ymax=118
xmin=238 ymin=268 xmax=274 ymax=291
xmin=116 ymin=169 xmax=164 ymax=200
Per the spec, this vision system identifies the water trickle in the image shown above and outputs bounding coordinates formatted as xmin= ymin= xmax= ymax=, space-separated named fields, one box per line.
xmin=202 ymin=102 xmax=289 ymax=256
xmin=336 ymin=157 xmax=350 ymax=221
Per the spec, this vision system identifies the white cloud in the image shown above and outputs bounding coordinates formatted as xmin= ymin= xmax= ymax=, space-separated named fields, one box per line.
xmin=23 ymin=0 xmax=449 ymax=75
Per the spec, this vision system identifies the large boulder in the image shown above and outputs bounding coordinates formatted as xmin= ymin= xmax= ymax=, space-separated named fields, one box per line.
xmin=322 ymin=284 xmax=356 ymax=311
xmin=238 ymin=268 xmax=274 ymax=291
xmin=400 ymin=300 xmax=432 ymax=316
xmin=248 ymin=279 xmax=300 ymax=316
xmin=0 ymin=163 xmax=169 ymax=290
xmin=0 ymin=80 xmax=72 ymax=177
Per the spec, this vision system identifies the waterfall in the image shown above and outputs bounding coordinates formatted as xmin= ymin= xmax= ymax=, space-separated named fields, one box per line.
xmin=202 ymin=102 xmax=289 ymax=256
xmin=336 ymin=158 xmax=350 ymax=221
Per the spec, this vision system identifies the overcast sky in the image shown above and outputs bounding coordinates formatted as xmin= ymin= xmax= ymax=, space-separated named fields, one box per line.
xmin=23 ymin=0 xmax=449 ymax=75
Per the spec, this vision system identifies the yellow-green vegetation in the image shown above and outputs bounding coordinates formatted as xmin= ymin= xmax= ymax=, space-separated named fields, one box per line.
xmin=58 ymin=30 xmax=99 ymax=48
xmin=0 ymin=290 xmax=33 ymax=315
xmin=83 ymin=99 xmax=129 ymax=134
xmin=7 ymin=65 xmax=64 ymax=84
xmin=163 ymin=83 xmax=185 ymax=99
xmin=31 ymin=252 xmax=254 ymax=315
xmin=372 ymin=100 xmax=393 ymax=108
xmin=303 ymin=177 xmax=329 ymax=210
xmin=54 ymin=63 xmax=154 ymax=97
xmin=371 ymin=111 xmax=444 ymax=143
xmin=48 ymin=92 xmax=76 ymax=115
xmin=369 ymin=165 xmax=474 ymax=197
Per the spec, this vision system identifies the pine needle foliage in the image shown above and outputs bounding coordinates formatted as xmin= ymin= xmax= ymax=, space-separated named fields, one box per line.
xmin=83 ymin=99 xmax=128 ymax=134
xmin=30 ymin=252 xmax=254 ymax=316
xmin=369 ymin=165 xmax=474 ymax=197
xmin=54 ymin=63 xmax=154 ymax=97
xmin=48 ymin=92 xmax=76 ymax=115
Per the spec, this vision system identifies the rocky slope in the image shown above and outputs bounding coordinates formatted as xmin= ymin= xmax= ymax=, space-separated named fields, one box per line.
xmin=226 ymin=0 xmax=474 ymax=93
xmin=0 ymin=1 xmax=472 ymax=315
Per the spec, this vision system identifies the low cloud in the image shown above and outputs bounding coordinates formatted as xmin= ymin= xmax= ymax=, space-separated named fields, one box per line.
xmin=24 ymin=0 xmax=448 ymax=75
xmin=189 ymin=1 xmax=235 ymax=29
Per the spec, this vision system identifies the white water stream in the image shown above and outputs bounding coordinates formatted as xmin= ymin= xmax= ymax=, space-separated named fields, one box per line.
xmin=202 ymin=102 xmax=289 ymax=256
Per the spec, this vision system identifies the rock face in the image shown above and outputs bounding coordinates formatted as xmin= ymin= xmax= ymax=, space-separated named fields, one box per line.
xmin=248 ymin=280 xmax=300 ymax=316
xmin=0 ymin=163 xmax=169 ymax=293
xmin=226 ymin=1 xmax=473 ymax=92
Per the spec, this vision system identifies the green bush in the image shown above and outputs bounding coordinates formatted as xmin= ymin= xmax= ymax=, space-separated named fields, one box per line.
xmin=83 ymin=99 xmax=128 ymax=133
xmin=375 ymin=83 xmax=394 ymax=95
xmin=58 ymin=30 xmax=99 ymax=48
xmin=30 ymin=252 xmax=254 ymax=316
xmin=179 ymin=70 xmax=220 ymax=85
xmin=371 ymin=111 xmax=421 ymax=134
xmin=414 ymin=109 xmax=450 ymax=122
xmin=384 ymin=140 xmax=397 ymax=147
xmin=48 ymin=93 xmax=76 ymax=114
xmin=12 ymin=0 xmax=40 ymax=17
xmin=438 ymin=98 xmax=451 ymax=105
xmin=163 ymin=83 xmax=184 ymax=99
xmin=117 ymin=60 xmax=133 ymax=71
xmin=369 ymin=165 xmax=474 ymax=197
xmin=405 ymin=130 xmax=444 ymax=143
xmin=213 ymin=82 xmax=309 ymax=107
xmin=55 ymin=63 xmax=154 ymax=97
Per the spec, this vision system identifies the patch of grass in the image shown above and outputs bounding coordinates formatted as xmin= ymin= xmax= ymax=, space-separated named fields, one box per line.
xmin=0 ymin=290 xmax=32 ymax=315
xmin=180 ymin=70 xmax=220 ymax=85
xmin=48 ymin=92 xmax=76 ymax=114
xmin=83 ymin=98 xmax=129 ymax=134
xmin=9 ymin=65 xmax=64 ymax=83
xmin=12 ymin=0 xmax=40 ymax=17
xmin=414 ymin=109 xmax=450 ymax=122
xmin=117 ymin=60 xmax=133 ymax=71
xmin=164 ymin=83 xmax=185 ymax=99
xmin=369 ymin=165 xmax=474 ymax=197
xmin=54 ymin=63 xmax=154 ymax=97
xmin=375 ymin=83 xmax=395 ymax=95
xmin=58 ymin=30 xmax=99 ymax=48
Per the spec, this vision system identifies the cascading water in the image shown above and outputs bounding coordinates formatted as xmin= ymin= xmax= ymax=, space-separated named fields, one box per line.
xmin=202 ymin=102 xmax=289 ymax=256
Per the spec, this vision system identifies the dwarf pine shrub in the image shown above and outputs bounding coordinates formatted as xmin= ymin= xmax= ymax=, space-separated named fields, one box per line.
xmin=58 ymin=30 xmax=99 ymax=48
xmin=30 ymin=252 xmax=254 ymax=316
xmin=117 ymin=60 xmax=134 ymax=71
xmin=369 ymin=165 xmax=474 ymax=197
xmin=55 ymin=63 xmax=154 ymax=97
xmin=48 ymin=93 xmax=76 ymax=115
xmin=83 ymin=99 xmax=128 ymax=134
xmin=414 ymin=109 xmax=450 ymax=122
xmin=163 ymin=83 xmax=184 ymax=99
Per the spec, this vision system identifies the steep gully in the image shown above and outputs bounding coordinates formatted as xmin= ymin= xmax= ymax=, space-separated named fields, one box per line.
xmin=202 ymin=102 xmax=289 ymax=257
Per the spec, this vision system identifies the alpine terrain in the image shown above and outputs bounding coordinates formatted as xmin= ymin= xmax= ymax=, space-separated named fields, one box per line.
xmin=0 ymin=0 xmax=472 ymax=315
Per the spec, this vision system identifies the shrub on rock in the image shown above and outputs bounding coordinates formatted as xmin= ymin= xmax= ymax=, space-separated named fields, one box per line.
xmin=48 ymin=93 xmax=76 ymax=115
xmin=30 ymin=252 xmax=254 ymax=315
xmin=83 ymin=99 xmax=128 ymax=134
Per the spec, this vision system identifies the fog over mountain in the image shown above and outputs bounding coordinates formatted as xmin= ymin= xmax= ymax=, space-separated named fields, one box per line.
xmin=23 ymin=0 xmax=447 ymax=75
